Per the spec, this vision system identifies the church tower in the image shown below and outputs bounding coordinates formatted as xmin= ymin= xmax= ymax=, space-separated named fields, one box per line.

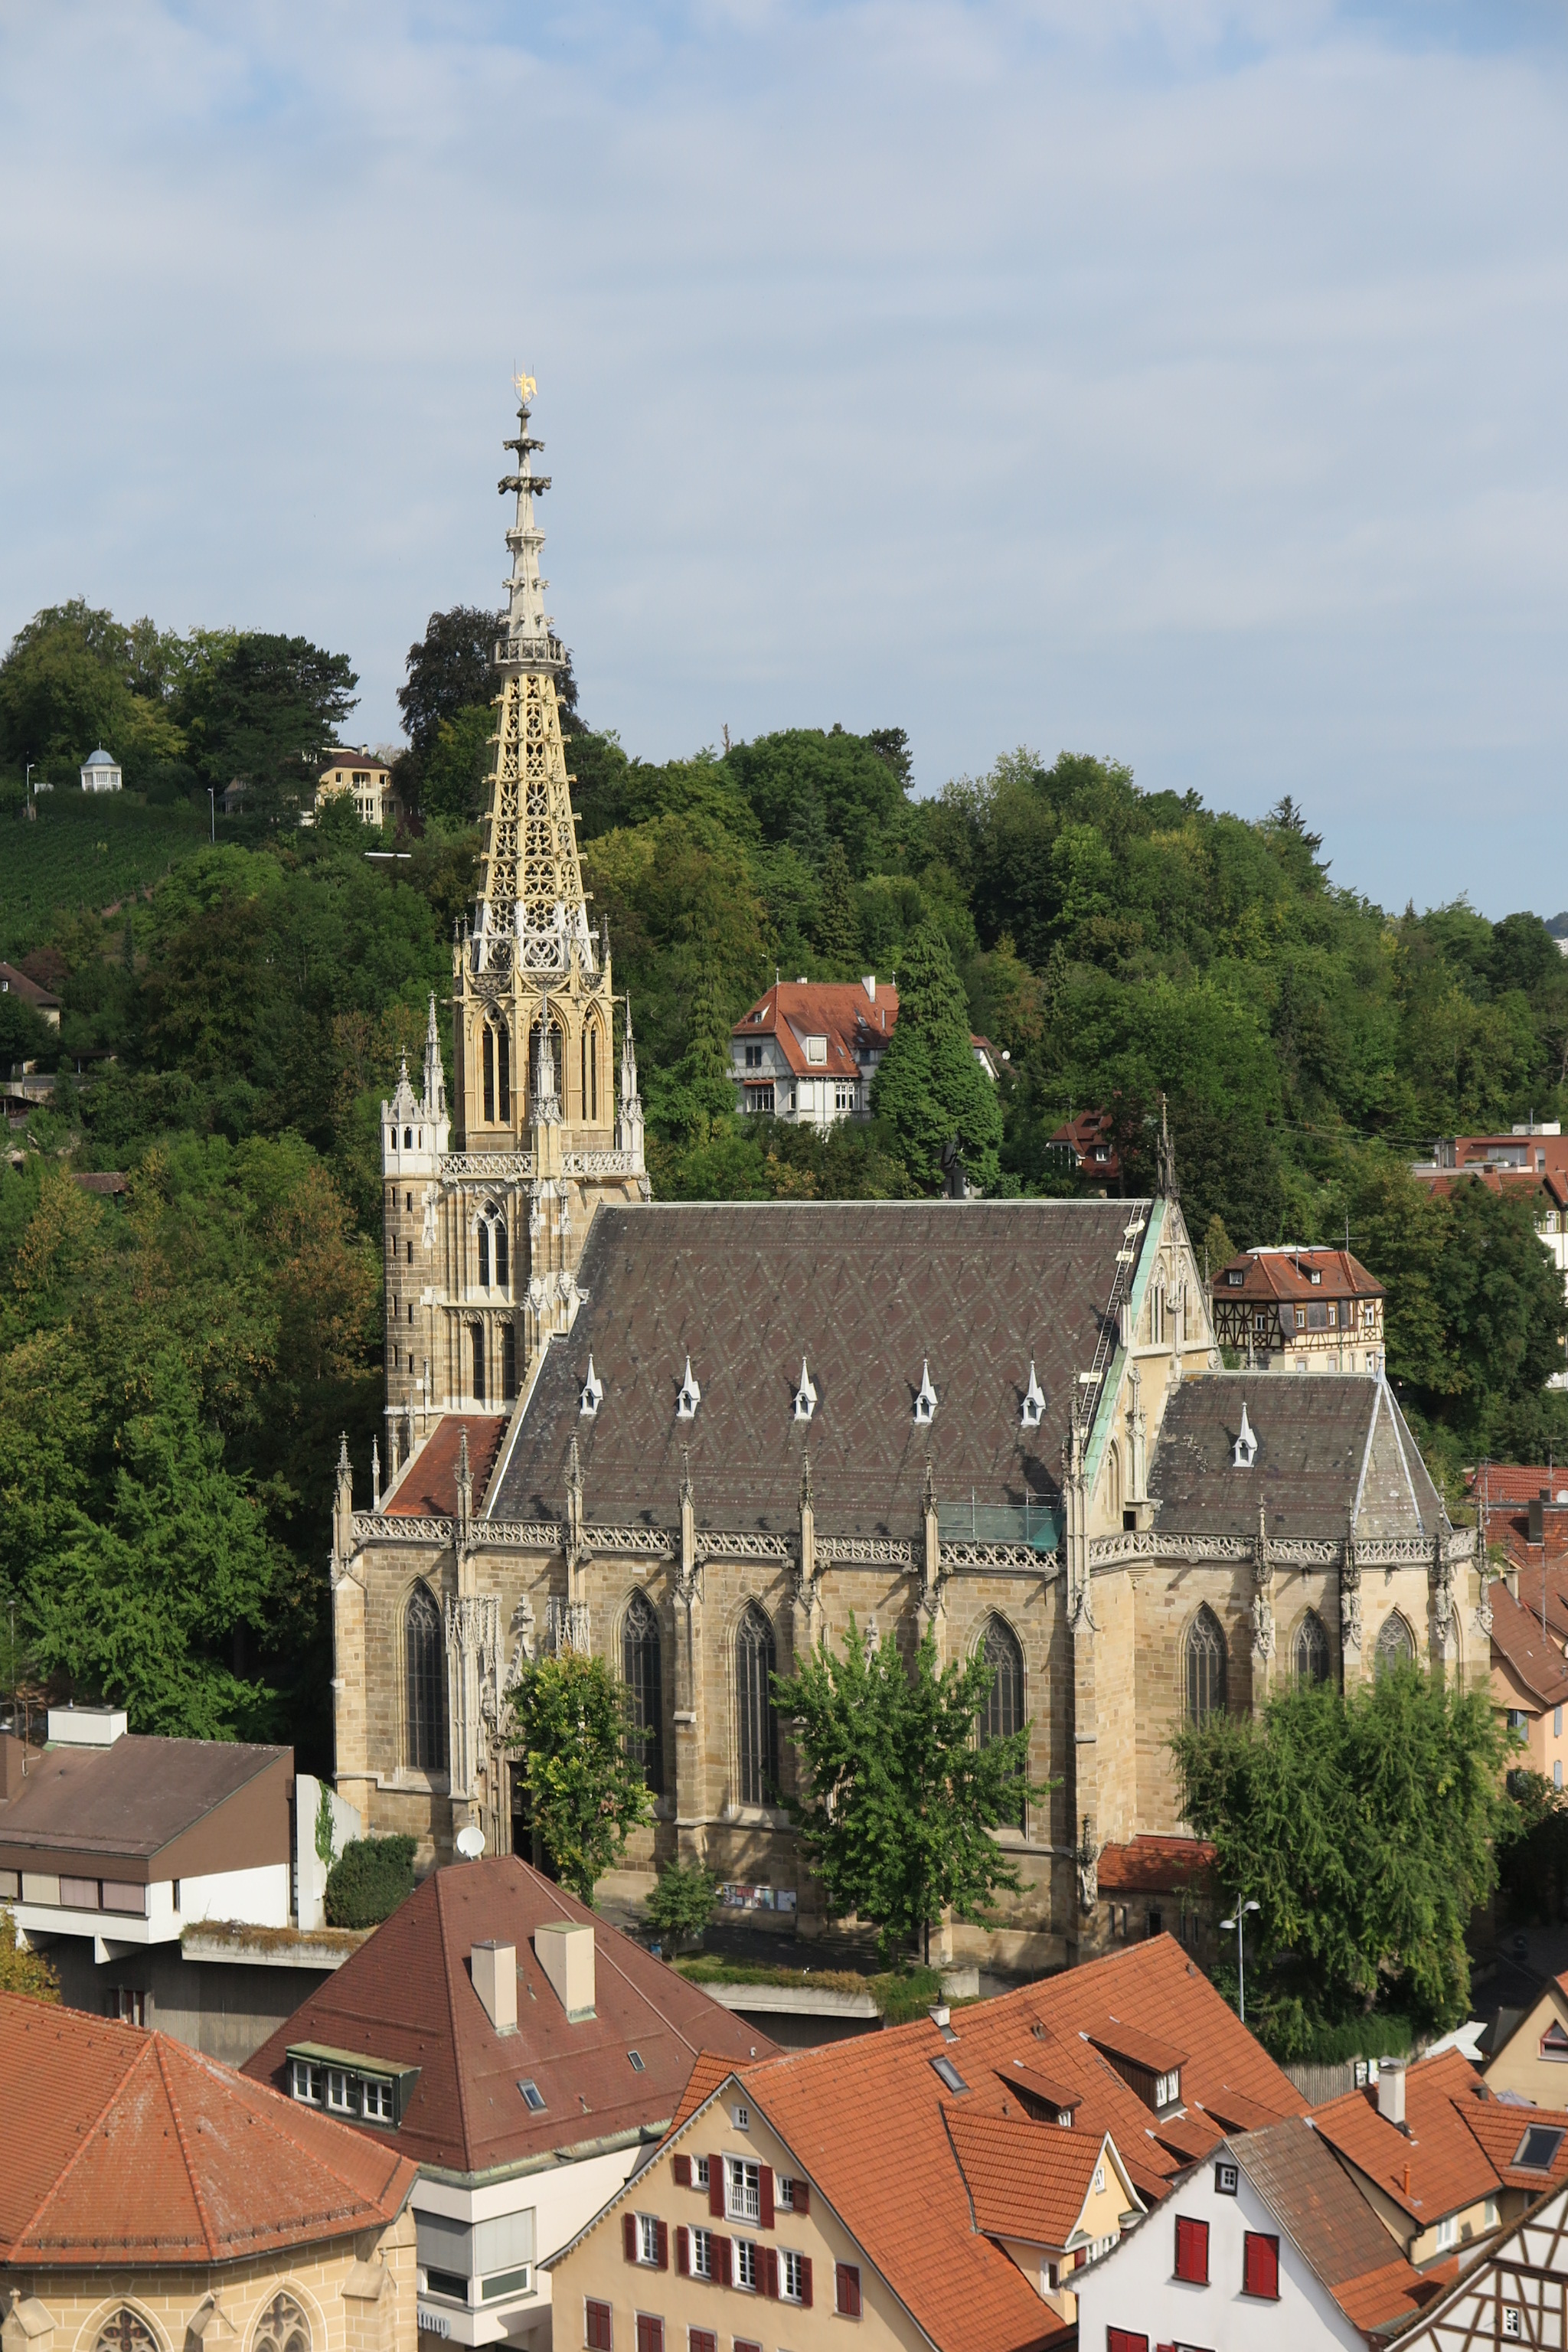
xmin=381 ymin=378 xmax=647 ymax=1446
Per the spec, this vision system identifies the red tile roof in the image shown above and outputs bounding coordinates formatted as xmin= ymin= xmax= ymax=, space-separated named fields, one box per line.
xmin=383 ymin=1413 xmax=508 ymax=1518
xmin=1415 ymin=1165 xmax=1568 ymax=1210
xmin=243 ymin=1855 xmax=775 ymax=2174
xmin=1096 ymin=1835 xmax=1217 ymax=1896
xmin=1048 ymin=1109 xmax=1121 ymax=1182
xmin=943 ymin=2108 xmax=1129 ymax=2249
xmin=731 ymin=980 xmax=898 ymax=1081
xmin=1488 ymin=1583 xmax=1568 ymax=1708
xmin=1211 ymin=1246 xmax=1383 ymax=1303
xmin=1309 ymin=2050 xmax=1568 ymax=2232
xmin=1228 ymin=2115 xmax=1427 ymax=2333
xmin=615 ymin=1936 xmax=1302 ymax=2352
xmin=0 ymin=1993 xmax=416 ymax=2264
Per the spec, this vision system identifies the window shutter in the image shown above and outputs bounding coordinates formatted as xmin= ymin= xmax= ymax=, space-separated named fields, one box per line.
xmin=714 ymin=2237 xmax=733 ymax=2288
xmin=1174 ymin=2215 xmax=1209 ymax=2285
xmin=799 ymin=2257 xmax=812 ymax=2310
xmin=675 ymin=2156 xmax=692 ymax=2188
xmin=1243 ymin=2232 xmax=1280 ymax=2299
xmin=1106 ymin=2335 xmax=1148 ymax=2352
xmin=655 ymin=2220 xmax=669 ymax=2272
xmin=709 ymin=2159 xmax=725 ymax=2219
xmin=793 ymin=2181 xmax=810 ymax=2219
xmin=759 ymin=2166 xmax=775 ymax=2229
xmin=623 ymin=2213 xmax=638 ymax=2264
xmin=763 ymin=2248 xmax=779 ymax=2301
xmin=835 ymin=2264 xmax=861 ymax=2319
xmin=676 ymin=2226 xmax=690 ymax=2276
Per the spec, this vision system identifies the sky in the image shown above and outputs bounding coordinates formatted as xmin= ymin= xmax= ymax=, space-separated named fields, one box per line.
xmin=4 ymin=1 xmax=1568 ymax=917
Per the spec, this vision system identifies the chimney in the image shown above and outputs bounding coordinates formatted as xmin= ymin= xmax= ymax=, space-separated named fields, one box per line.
xmin=862 ymin=975 xmax=877 ymax=1002
xmin=1531 ymin=1493 xmax=1548 ymax=1545
xmin=1377 ymin=2058 xmax=1406 ymax=2128
xmin=45 ymin=1704 xmax=127 ymax=1748
xmin=471 ymin=1941 xmax=518 ymax=2035
xmin=535 ymin=1921 xmax=596 ymax=2020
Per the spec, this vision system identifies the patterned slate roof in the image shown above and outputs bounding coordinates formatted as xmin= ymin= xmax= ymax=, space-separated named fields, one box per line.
xmin=0 ymin=1994 xmax=416 ymax=2264
xmin=489 ymin=1200 xmax=1138 ymax=1537
xmin=1147 ymin=1372 xmax=1446 ymax=1542
xmin=243 ymin=1855 xmax=773 ymax=2175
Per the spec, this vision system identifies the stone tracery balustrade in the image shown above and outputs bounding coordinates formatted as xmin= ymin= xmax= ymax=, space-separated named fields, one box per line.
xmin=584 ymin=1524 xmax=675 ymax=1556
xmin=352 ymin=1512 xmax=456 ymax=1544
xmin=442 ymin=1153 xmax=537 ymax=1180
xmin=938 ymin=1540 xmax=1051 ymax=1573
xmin=474 ymin=1521 xmax=566 ymax=1547
xmin=563 ymin=1150 xmax=642 ymax=1178
xmin=816 ymin=1536 xmax=916 ymax=1567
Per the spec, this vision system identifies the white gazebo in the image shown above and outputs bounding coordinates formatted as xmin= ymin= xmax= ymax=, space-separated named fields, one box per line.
xmin=80 ymin=746 xmax=122 ymax=793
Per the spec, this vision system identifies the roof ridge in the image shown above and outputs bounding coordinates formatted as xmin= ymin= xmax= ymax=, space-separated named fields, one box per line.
xmin=591 ymin=1924 xmax=705 ymax=2062
xmin=434 ymin=1870 xmax=478 ymax=2167
xmin=156 ymin=2034 xmax=224 ymax=2260
xmin=6 ymin=2012 xmax=146 ymax=2252
xmin=939 ymin=2103 xmax=979 ymax=2234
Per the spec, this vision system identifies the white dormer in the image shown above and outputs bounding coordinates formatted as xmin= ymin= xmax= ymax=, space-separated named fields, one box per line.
xmin=793 ymin=1357 xmax=818 ymax=1422
xmin=1233 ymin=1401 xmax=1258 ymax=1469
xmin=676 ymin=1356 xmax=701 ymax=1420
xmin=913 ymin=1359 xmax=938 ymax=1426
xmin=805 ymin=1035 xmax=828 ymax=1065
xmin=1021 ymin=1360 xmax=1046 ymax=1429
xmin=580 ymin=1355 xmax=604 ymax=1416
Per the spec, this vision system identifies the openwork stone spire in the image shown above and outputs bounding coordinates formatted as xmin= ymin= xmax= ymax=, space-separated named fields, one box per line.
xmin=475 ymin=374 xmax=593 ymax=973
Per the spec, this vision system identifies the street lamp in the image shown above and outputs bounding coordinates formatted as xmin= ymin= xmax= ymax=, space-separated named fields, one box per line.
xmin=207 ymin=787 xmax=216 ymax=844
xmin=24 ymin=762 xmax=33 ymax=816
xmin=1220 ymin=1899 xmax=1262 ymax=2024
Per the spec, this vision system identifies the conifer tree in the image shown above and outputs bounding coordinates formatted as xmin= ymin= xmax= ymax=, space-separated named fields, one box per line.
xmin=815 ymin=838 xmax=862 ymax=968
xmin=870 ymin=921 xmax=1001 ymax=1192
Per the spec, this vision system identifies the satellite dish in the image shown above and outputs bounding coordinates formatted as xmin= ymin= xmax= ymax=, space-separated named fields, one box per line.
xmin=456 ymin=1825 xmax=485 ymax=1861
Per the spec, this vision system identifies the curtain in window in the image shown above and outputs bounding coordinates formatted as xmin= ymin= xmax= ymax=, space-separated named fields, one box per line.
xmin=1293 ymin=1609 xmax=1331 ymax=1686
xmin=1375 ymin=1612 xmax=1415 ymax=1676
xmin=1184 ymin=1606 xmax=1227 ymax=1723
xmin=622 ymin=1590 xmax=665 ymax=1795
xmin=405 ymin=1582 xmax=448 ymax=1771
xmin=736 ymin=1605 xmax=779 ymax=1806
xmin=978 ymin=1615 xmax=1026 ymax=1827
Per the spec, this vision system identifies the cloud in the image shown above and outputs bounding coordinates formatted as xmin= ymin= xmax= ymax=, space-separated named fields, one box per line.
xmin=2 ymin=1 xmax=1568 ymax=911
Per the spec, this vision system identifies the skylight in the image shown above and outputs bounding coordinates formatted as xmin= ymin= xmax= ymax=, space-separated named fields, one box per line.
xmin=1515 ymin=2125 xmax=1564 ymax=2172
xmin=931 ymin=2056 xmax=968 ymax=2094
xmin=629 ymin=2051 xmax=645 ymax=2073
xmin=518 ymin=2079 xmax=546 ymax=2112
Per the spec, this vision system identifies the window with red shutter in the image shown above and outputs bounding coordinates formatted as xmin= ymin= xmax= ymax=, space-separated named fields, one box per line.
xmin=708 ymin=2161 xmax=724 ymax=2220
xmin=1243 ymin=2232 xmax=1280 ymax=2300
xmin=635 ymin=2320 xmax=663 ymax=2352
xmin=624 ymin=2215 xmax=638 ymax=2265
xmin=674 ymin=2157 xmax=692 ymax=2189
xmin=799 ymin=2256 xmax=813 ymax=2310
xmin=759 ymin=2167 xmax=775 ymax=2230
xmin=655 ymin=2221 xmax=669 ymax=2272
xmin=1106 ymin=2334 xmax=1148 ymax=2352
xmin=1174 ymin=2215 xmax=1209 ymax=2285
xmin=586 ymin=2303 xmax=612 ymax=2352
xmin=835 ymin=2264 xmax=862 ymax=2319
xmin=714 ymin=2239 xmax=733 ymax=2288
xmin=675 ymin=2227 xmax=690 ymax=2276
xmin=763 ymin=2248 xmax=779 ymax=2300
xmin=688 ymin=2333 xmax=716 ymax=2352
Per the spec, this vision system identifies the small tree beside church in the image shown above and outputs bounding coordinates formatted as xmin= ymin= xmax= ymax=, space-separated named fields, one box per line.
xmin=510 ymin=1651 xmax=654 ymax=1900
xmin=776 ymin=1616 xmax=1052 ymax=1964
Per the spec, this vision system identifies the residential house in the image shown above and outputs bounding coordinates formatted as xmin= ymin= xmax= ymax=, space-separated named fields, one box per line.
xmin=1467 ymin=1468 xmax=1568 ymax=1785
xmin=1488 ymin=1583 xmax=1568 ymax=1789
xmin=0 ymin=962 xmax=62 ymax=1033
xmin=1209 ymin=1246 xmax=1386 ymax=1374
xmin=1413 ymin=1128 xmax=1568 ymax=1387
xmin=0 ymin=1990 xmax=420 ymax=2352
xmin=1485 ymin=1969 xmax=1568 ymax=2106
xmin=1381 ymin=2174 xmax=1568 ymax=2351
xmin=0 ymin=1706 xmax=361 ymax=2060
xmin=79 ymin=746 xmax=122 ymax=792
xmin=727 ymin=978 xmax=996 ymax=1129
xmin=312 ymin=747 xmax=397 ymax=829
xmin=1047 ymin=1109 xmax=1122 ymax=1187
xmin=545 ymin=1936 xmax=1307 ymax=2352
xmin=244 ymin=1854 xmax=775 ymax=2352
xmin=1074 ymin=2114 xmax=1432 ymax=2350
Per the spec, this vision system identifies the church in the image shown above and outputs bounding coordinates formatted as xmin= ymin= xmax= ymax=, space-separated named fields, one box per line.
xmin=329 ymin=387 xmax=1487 ymax=1968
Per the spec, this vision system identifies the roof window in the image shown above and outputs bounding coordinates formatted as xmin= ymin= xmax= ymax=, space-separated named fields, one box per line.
xmin=1227 ymin=1269 xmax=1244 ymax=1286
xmin=1515 ymin=2124 xmax=1565 ymax=2171
xmin=931 ymin=2056 xmax=968 ymax=2094
xmin=628 ymin=2050 xmax=645 ymax=2073
xmin=805 ymin=1035 xmax=828 ymax=1064
xmin=519 ymin=2079 xmax=546 ymax=2111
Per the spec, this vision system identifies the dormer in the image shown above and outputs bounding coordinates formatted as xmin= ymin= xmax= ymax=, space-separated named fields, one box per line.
xmin=1088 ymin=2019 xmax=1186 ymax=2117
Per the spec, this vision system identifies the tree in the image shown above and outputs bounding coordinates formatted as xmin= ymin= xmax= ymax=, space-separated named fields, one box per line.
xmin=0 ymin=1908 xmax=58 ymax=2002
xmin=397 ymin=606 xmax=501 ymax=766
xmin=870 ymin=920 xmax=1001 ymax=1192
xmin=775 ymin=1616 xmax=1052 ymax=1962
xmin=0 ymin=992 xmax=56 ymax=1073
xmin=1172 ymin=1665 xmax=1512 ymax=2045
xmin=179 ymin=633 xmax=358 ymax=820
xmin=643 ymin=1860 xmax=719 ymax=1945
xmin=815 ymin=838 xmax=862 ymax=966
xmin=509 ymin=1651 xmax=654 ymax=1900
xmin=421 ymin=704 xmax=497 ymax=827
xmin=0 ymin=600 xmax=188 ymax=788
xmin=324 ymin=1834 xmax=415 ymax=1927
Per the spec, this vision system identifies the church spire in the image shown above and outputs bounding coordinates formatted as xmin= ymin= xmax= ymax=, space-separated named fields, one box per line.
xmin=473 ymin=374 xmax=592 ymax=973
xmin=422 ymin=991 xmax=446 ymax=1119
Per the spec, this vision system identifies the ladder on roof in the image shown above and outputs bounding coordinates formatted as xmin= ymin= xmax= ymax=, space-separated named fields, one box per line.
xmin=1076 ymin=1211 xmax=1149 ymax=1444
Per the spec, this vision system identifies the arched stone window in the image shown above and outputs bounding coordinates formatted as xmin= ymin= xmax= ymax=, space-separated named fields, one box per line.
xmin=495 ymin=1024 xmax=510 ymax=1122
xmin=482 ymin=1024 xmax=495 ymax=1124
xmin=1293 ymin=1609 xmax=1331 ymax=1687
xmin=477 ymin=1221 xmax=491 ymax=1289
xmin=1376 ymin=1612 xmax=1415 ymax=1677
xmin=622 ymin=1591 xmax=664 ymax=1796
xmin=472 ymin=1322 xmax=486 ymax=1404
xmin=583 ymin=1023 xmax=600 ymax=1122
xmin=252 ymin=2297 xmax=310 ymax=2352
xmin=494 ymin=1213 xmax=508 ymax=1289
xmin=501 ymin=1321 xmax=517 ymax=1401
xmin=405 ymin=1583 xmax=447 ymax=1772
xmin=1184 ymin=1605 xmax=1227 ymax=1724
xmin=95 ymin=2313 xmax=158 ymax=2352
xmin=978 ymin=1615 xmax=1026 ymax=1828
xmin=736 ymin=1605 xmax=779 ymax=1808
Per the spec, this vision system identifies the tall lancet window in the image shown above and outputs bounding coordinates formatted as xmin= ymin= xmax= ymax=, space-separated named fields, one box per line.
xmin=736 ymin=1605 xmax=779 ymax=1808
xmin=483 ymin=1026 xmax=495 ymax=1123
xmin=495 ymin=1212 xmax=508 ymax=1288
xmin=477 ymin=1221 xmax=491 ymax=1289
xmin=583 ymin=1026 xmax=599 ymax=1121
xmin=622 ymin=1591 xmax=664 ymax=1795
xmin=1294 ymin=1610 xmax=1331 ymax=1686
xmin=979 ymin=1615 xmax=1026 ymax=1827
xmin=472 ymin=1323 xmax=486 ymax=1405
xmin=1184 ymin=1606 xmax=1227 ymax=1723
xmin=496 ymin=1024 xmax=511 ymax=1122
xmin=1376 ymin=1612 xmax=1415 ymax=1677
xmin=404 ymin=1582 xmax=447 ymax=1772
xmin=501 ymin=1321 xmax=517 ymax=1400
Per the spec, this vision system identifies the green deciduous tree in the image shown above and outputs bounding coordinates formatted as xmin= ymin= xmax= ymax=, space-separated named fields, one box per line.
xmin=775 ymin=1616 xmax=1053 ymax=1962
xmin=0 ymin=1908 xmax=59 ymax=2001
xmin=643 ymin=1860 xmax=719 ymax=1945
xmin=1172 ymin=1665 xmax=1513 ymax=2045
xmin=179 ymin=634 xmax=358 ymax=821
xmin=509 ymin=1650 xmax=654 ymax=1900
xmin=870 ymin=920 xmax=1002 ymax=1192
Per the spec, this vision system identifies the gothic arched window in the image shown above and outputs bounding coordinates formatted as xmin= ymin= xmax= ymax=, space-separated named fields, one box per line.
xmin=1184 ymin=1606 xmax=1227 ymax=1724
xmin=979 ymin=1615 xmax=1026 ymax=1828
xmin=583 ymin=1024 xmax=599 ymax=1122
xmin=482 ymin=1024 xmax=495 ymax=1124
xmin=1294 ymin=1609 xmax=1331 ymax=1686
xmin=622 ymin=1591 xmax=664 ymax=1796
xmin=472 ymin=1322 xmax=486 ymax=1406
xmin=405 ymin=1581 xmax=446 ymax=1772
xmin=477 ymin=1222 xmax=490 ymax=1289
xmin=501 ymin=1321 xmax=517 ymax=1401
xmin=496 ymin=1024 xmax=511 ymax=1122
xmin=96 ymin=2313 xmax=158 ymax=2352
xmin=736 ymin=1606 xmax=779 ymax=1808
xmin=252 ymin=2296 xmax=310 ymax=2352
xmin=495 ymin=1214 xmax=508 ymax=1289
xmin=1376 ymin=1612 xmax=1415 ymax=1677
xmin=1107 ymin=1441 xmax=1122 ymax=1522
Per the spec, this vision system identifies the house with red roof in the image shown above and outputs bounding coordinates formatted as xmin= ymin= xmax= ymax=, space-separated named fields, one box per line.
xmin=245 ymin=1854 xmax=773 ymax=2352
xmin=1413 ymin=1126 xmax=1568 ymax=1389
xmin=728 ymin=977 xmax=997 ymax=1131
xmin=545 ymin=1935 xmax=1305 ymax=2350
xmin=1210 ymin=1246 xmax=1386 ymax=1375
xmin=0 ymin=1989 xmax=419 ymax=2352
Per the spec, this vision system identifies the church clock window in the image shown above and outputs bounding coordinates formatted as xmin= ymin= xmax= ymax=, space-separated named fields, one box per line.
xmin=502 ymin=1321 xmax=517 ymax=1401
xmin=405 ymin=1582 xmax=448 ymax=1772
xmin=1375 ymin=1612 xmax=1415 ymax=1677
xmin=1294 ymin=1609 xmax=1331 ymax=1686
xmin=1184 ymin=1606 xmax=1227 ymax=1724
xmin=483 ymin=1026 xmax=495 ymax=1123
xmin=473 ymin=1323 xmax=486 ymax=1405
xmin=978 ymin=1616 xmax=1025 ymax=1828
xmin=622 ymin=1590 xmax=665 ymax=1795
xmin=736 ymin=1606 xmax=779 ymax=1808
